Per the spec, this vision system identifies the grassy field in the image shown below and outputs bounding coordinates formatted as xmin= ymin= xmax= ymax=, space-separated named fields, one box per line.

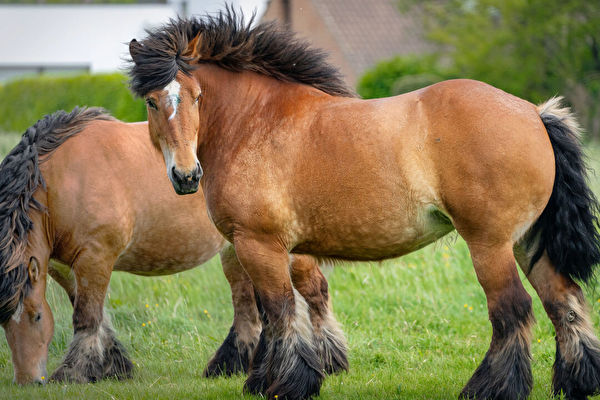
xmin=0 ymin=136 xmax=598 ymax=399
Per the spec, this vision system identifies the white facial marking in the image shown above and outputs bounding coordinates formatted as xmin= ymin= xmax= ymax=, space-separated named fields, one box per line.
xmin=11 ymin=302 xmax=23 ymax=323
xmin=160 ymin=138 xmax=176 ymax=181
xmin=164 ymin=79 xmax=181 ymax=121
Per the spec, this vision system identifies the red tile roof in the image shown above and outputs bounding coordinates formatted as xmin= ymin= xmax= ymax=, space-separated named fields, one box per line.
xmin=309 ymin=0 xmax=432 ymax=77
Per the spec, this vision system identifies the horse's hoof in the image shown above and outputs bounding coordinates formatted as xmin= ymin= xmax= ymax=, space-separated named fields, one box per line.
xmin=203 ymin=327 xmax=248 ymax=377
xmin=49 ymin=366 xmax=68 ymax=383
xmin=553 ymin=339 xmax=600 ymax=400
xmin=49 ymin=364 xmax=96 ymax=384
xmin=102 ymin=336 xmax=134 ymax=380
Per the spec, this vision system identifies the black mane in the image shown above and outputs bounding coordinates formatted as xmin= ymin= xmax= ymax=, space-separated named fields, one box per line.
xmin=127 ymin=7 xmax=356 ymax=98
xmin=0 ymin=107 xmax=113 ymax=323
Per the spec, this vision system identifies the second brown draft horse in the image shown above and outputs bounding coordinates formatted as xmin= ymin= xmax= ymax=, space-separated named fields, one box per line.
xmin=0 ymin=108 xmax=346 ymax=385
xmin=128 ymin=10 xmax=600 ymax=400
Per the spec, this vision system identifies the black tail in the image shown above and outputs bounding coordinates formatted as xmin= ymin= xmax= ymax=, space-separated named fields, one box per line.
xmin=0 ymin=107 xmax=113 ymax=324
xmin=527 ymin=97 xmax=600 ymax=283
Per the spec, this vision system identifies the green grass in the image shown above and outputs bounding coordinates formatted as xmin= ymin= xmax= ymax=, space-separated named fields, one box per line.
xmin=0 ymin=146 xmax=598 ymax=399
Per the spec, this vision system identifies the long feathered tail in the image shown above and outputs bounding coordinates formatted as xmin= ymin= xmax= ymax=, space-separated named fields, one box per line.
xmin=526 ymin=97 xmax=600 ymax=283
xmin=0 ymin=107 xmax=113 ymax=324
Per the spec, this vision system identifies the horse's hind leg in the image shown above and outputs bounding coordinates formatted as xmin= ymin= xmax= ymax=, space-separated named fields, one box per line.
xmin=460 ymin=242 xmax=534 ymax=400
xmin=204 ymin=244 xmax=262 ymax=377
xmin=290 ymin=255 xmax=348 ymax=374
xmin=515 ymin=249 xmax=600 ymax=400
xmin=50 ymin=250 xmax=133 ymax=383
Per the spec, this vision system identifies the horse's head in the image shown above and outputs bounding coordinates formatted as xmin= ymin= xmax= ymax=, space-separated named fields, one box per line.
xmin=130 ymin=38 xmax=203 ymax=195
xmin=2 ymin=257 xmax=53 ymax=385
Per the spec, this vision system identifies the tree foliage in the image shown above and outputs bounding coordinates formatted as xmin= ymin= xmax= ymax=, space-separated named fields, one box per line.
xmin=361 ymin=0 xmax=600 ymax=139
xmin=357 ymin=55 xmax=454 ymax=99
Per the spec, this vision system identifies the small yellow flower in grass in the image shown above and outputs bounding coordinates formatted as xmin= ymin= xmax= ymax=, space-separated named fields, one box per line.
xmin=274 ymin=396 xmax=278 ymax=399
xmin=204 ymin=309 xmax=208 ymax=314
xmin=145 ymin=304 xmax=149 ymax=308
xmin=142 ymin=323 xmax=146 ymax=327
xmin=468 ymin=306 xmax=473 ymax=311
xmin=41 ymin=376 xmax=45 ymax=381
xmin=538 ymin=339 xmax=541 ymax=343
xmin=443 ymin=245 xmax=449 ymax=251
xmin=155 ymin=303 xmax=159 ymax=307
xmin=597 ymin=299 xmax=600 ymax=303
xmin=147 ymin=321 xmax=151 ymax=325
xmin=464 ymin=304 xmax=468 ymax=308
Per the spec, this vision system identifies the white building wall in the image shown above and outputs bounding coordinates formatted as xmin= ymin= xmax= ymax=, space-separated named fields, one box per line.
xmin=0 ymin=1 xmax=266 ymax=81
xmin=0 ymin=5 xmax=176 ymax=75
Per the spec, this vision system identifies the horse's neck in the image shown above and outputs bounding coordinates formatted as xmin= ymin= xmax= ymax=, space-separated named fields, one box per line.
xmin=198 ymin=67 xmax=314 ymax=152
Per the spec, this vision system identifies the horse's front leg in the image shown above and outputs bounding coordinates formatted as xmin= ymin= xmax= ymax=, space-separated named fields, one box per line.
xmin=235 ymin=235 xmax=324 ymax=400
xmin=204 ymin=244 xmax=262 ymax=377
xmin=50 ymin=249 xmax=133 ymax=383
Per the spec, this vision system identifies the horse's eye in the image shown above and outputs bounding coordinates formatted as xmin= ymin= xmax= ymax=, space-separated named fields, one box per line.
xmin=146 ymin=98 xmax=158 ymax=110
xmin=194 ymin=94 xmax=201 ymax=104
xmin=33 ymin=313 xmax=41 ymax=323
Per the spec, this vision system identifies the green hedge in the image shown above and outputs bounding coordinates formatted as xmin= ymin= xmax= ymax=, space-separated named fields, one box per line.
xmin=0 ymin=73 xmax=146 ymax=133
xmin=357 ymin=55 xmax=454 ymax=99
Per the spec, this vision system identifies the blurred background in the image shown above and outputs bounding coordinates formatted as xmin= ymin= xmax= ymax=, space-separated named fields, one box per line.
xmin=0 ymin=0 xmax=598 ymax=149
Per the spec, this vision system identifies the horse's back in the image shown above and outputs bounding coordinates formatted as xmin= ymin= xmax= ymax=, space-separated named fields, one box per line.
xmin=41 ymin=119 xmax=224 ymax=274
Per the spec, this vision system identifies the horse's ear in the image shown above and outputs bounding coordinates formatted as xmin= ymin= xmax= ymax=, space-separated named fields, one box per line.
xmin=28 ymin=257 xmax=40 ymax=283
xmin=183 ymin=34 xmax=201 ymax=60
xmin=129 ymin=39 xmax=143 ymax=64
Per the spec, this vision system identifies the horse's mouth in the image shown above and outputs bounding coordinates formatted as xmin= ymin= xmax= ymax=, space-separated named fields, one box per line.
xmin=172 ymin=180 xmax=200 ymax=195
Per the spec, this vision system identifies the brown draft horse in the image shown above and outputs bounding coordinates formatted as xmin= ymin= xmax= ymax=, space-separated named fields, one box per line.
xmin=128 ymin=10 xmax=600 ymax=400
xmin=0 ymin=108 xmax=347 ymax=385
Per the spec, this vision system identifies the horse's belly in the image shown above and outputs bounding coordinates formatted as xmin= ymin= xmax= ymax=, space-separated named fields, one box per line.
xmin=113 ymin=224 xmax=225 ymax=276
xmin=294 ymin=205 xmax=454 ymax=261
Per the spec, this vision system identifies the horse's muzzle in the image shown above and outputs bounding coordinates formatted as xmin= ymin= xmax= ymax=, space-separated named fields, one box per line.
xmin=171 ymin=163 xmax=202 ymax=195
